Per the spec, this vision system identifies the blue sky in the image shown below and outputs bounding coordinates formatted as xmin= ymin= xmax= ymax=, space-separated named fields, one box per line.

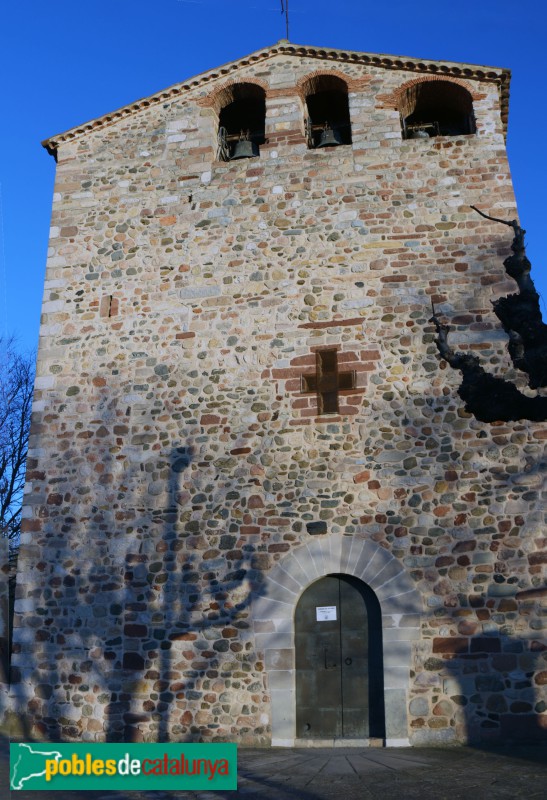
xmin=1 ymin=0 xmax=545 ymax=355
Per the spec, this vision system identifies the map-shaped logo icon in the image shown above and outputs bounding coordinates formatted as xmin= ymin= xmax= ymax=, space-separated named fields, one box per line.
xmin=10 ymin=743 xmax=63 ymax=790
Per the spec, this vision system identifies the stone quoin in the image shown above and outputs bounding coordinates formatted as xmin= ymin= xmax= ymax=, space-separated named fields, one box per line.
xmin=11 ymin=41 xmax=546 ymax=746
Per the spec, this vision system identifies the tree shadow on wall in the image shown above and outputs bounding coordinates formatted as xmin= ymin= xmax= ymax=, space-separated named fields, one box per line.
xmin=420 ymin=624 xmax=547 ymax=757
xmin=10 ymin=381 xmax=272 ymax=747
xmin=108 ymin=445 xmax=269 ymax=744
xmin=379 ymin=350 xmax=547 ymax=756
xmin=9 ymin=327 xmax=547 ymax=759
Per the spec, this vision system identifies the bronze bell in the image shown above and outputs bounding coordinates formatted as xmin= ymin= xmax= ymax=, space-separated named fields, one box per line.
xmin=409 ymin=128 xmax=430 ymax=140
xmin=230 ymin=138 xmax=259 ymax=160
xmin=317 ymin=124 xmax=343 ymax=148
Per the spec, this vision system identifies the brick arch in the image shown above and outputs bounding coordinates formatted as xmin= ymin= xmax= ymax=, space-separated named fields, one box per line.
xmin=378 ymin=75 xmax=480 ymax=112
xmin=198 ymin=78 xmax=269 ymax=113
xmin=251 ymin=534 xmax=422 ymax=746
xmin=296 ymin=69 xmax=367 ymax=99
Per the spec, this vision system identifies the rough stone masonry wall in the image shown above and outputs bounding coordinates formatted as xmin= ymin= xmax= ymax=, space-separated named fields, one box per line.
xmin=11 ymin=53 xmax=546 ymax=745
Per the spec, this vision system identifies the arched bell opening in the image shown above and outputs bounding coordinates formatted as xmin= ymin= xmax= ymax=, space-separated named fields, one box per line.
xmin=400 ymin=80 xmax=476 ymax=139
xmin=302 ymin=75 xmax=352 ymax=149
xmin=217 ymin=83 xmax=266 ymax=161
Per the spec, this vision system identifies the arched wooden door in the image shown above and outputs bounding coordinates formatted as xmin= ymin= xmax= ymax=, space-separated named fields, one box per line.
xmin=295 ymin=574 xmax=384 ymax=739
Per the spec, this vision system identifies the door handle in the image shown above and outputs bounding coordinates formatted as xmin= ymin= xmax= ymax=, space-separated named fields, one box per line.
xmin=345 ymin=657 xmax=352 ymax=666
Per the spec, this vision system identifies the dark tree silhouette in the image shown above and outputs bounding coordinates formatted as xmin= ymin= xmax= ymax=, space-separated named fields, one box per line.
xmin=0 ymin=339 xmax=34 ymax=681
xmin=430 ymin=208 xmax=547 ymax=422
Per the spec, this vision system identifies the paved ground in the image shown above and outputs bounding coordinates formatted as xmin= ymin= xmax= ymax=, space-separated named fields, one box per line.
xmin=2 ymin=738 xmax=546 ymax=799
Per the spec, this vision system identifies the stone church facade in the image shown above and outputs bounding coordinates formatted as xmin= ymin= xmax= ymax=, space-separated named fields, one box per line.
xmin=12 ymin=42 xmax=546 ymax=746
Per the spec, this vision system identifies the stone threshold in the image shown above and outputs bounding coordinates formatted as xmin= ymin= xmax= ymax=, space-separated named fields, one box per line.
xmin=293 ymin=738 xmax=385 ymax=748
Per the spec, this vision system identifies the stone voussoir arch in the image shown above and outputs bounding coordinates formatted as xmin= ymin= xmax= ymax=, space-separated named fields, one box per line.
xmin=378 ymin=74 xmax=481 ymax=112
xmin=295 ymin=69 xmax=356 ymax=102
xmin=251 ymin=533 xmax=422 ymax=746
xmin=198 ymin=77 xmax=269 ymax=113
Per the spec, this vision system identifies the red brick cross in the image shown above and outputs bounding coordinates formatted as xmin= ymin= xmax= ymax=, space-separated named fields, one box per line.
xmin=301 ymin=349 xmax=356 ymax=415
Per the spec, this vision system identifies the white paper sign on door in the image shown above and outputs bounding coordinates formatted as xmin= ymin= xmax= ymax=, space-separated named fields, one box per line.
xmin=316 ymin=606 xmax=337 ymax=621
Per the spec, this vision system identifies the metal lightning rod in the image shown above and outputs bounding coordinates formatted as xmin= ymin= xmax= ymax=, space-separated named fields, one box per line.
xmin=281 ymin=0 xmax=289 ymax=40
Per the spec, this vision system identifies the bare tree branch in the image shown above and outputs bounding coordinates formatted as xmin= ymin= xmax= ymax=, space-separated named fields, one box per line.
xmin=430 ymin=210 xmax=547 ymax=422
xmin=0 ymin=338 xmax=34 ymax=683
xmin=430 ymin=310 xmax=547 ymax=422
xmin=0 ymin=340 xmax=34 ymax=548
xmin=470 ymin=204 xmax=519 ymax=230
